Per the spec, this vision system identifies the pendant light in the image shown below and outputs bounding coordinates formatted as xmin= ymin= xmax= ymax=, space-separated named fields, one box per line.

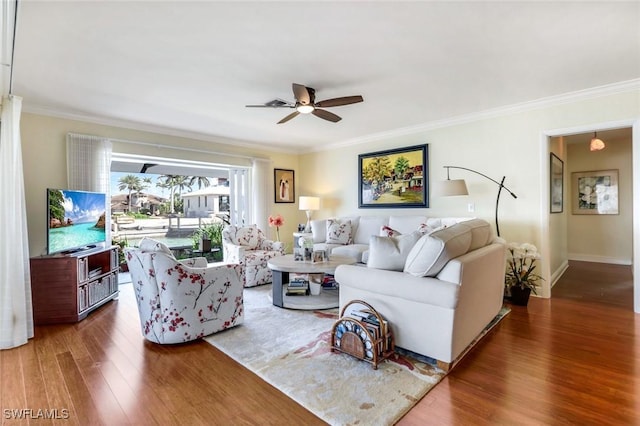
xmin=590 ymin=132 xmax=605 ymax=151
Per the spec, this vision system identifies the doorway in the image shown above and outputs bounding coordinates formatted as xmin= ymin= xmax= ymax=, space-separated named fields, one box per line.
xmin=544 ymin=122 xmax=639 ymax=313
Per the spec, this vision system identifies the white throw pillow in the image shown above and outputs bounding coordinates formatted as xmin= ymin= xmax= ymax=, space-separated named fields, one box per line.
xmin=403 ymin=224 xmax=472 ymax=277
xmin=417 ymin=223 xmax=446 ymax=235
xmin=326 ymin=219 xmax=352 ymax=244
xmin=367 ymin=231 xmax=421 ymax=271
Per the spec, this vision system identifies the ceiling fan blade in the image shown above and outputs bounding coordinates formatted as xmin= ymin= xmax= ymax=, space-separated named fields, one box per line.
xmin=246 ymin=98 xmax=294 ymax=108
xmin=312 ymin=109 xmax=341 ymax=123
xmin=292 ymin=83 xmax=311 ymax=105
xmin=278 ymin=111 xmax=300 ymax=124
xmin=315 ymin=95 xmax=364 ymax=108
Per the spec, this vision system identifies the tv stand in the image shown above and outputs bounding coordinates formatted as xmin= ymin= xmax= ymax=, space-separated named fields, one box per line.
xmin=30 ymin=246 xmax=119 ymax=324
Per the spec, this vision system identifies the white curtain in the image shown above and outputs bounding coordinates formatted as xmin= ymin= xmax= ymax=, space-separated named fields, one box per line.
xmin=0 ymin=95 xmax=34 ymax=349
xmin=228 ymin=168 xmax=249 ymax=226
xmin=66 ymin=133 xmax=112 ymax=242
xmin=251 ymin=159 xmax=270 ymax=232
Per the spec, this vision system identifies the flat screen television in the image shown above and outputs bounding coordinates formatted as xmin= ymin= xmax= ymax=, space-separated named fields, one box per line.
xmin=47 ymin=188 xmax=107 ymax=255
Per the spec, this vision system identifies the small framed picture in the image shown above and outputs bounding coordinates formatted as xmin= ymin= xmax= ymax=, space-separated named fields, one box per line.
xmin=304 ymin=247 xmax=313 ymax=262
xmin=313 ymin=250 xmax=327 ymax=263
xmin=293 ymin=248 xmax=304 ymax=261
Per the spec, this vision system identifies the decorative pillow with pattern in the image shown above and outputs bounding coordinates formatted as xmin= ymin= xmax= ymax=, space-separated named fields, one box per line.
xmin=235 ymin=225 xmax=261 ymax=249
xmin=379 ymin=225 xmax=402 ymax=237
xmin=138 ymin=237 xmax=174 ymax=257
xmin=326 ymin=219 xmax=352 ymax=245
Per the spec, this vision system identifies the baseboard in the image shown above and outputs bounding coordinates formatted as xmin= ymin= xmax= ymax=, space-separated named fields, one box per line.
xmin=567 ymin=254 xmax=632 ymax=265
xmin=550 ymin=260 xmax=569 ymax=288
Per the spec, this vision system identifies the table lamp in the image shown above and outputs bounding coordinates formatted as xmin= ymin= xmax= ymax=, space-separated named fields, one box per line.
xmin=299 ymin=196 xmax=320 ymax=232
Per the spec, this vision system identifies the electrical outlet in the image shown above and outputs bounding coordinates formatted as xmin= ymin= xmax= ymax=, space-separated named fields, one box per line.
xmin=468 ymin=203 xmax=475 ymax=213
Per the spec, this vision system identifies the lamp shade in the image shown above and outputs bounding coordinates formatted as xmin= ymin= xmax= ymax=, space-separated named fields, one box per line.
xmin=299 ymin=196 xmax=320 ymax=211
xmin=434 ymin=179 xmax=469 ymax=197
xmin=590 ymin=137 xmax=605 ymax=151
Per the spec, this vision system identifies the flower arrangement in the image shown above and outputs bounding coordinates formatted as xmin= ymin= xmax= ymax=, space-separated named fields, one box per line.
xmin=268 ymin=214 xmax=284 ymax=242
xmin=505 ymin=242 xmax=543 ymax=295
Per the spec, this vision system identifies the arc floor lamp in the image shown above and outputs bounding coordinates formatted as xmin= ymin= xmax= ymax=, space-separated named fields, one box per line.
xmin=436 ymin=166 xmax=517 ymax=237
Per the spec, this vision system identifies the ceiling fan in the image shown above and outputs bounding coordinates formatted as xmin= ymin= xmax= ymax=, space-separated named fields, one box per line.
xmin=246 ymin=83 xmax=363 ymax=124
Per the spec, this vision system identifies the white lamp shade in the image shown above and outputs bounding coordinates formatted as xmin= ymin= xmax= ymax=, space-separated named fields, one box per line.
xmin=299 ymin=196 xmax=320 ymax=211
xmin=590 ymin=137 xmax=605 ymax=151
xmin=434 ymin=179 xmax=469 ymax=197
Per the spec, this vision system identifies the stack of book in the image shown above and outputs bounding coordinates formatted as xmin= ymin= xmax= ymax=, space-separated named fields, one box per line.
xmin=321 ymin=274 xmax=338 ymax=290
xmin=286 ymin=276 xmax=309 ymax=296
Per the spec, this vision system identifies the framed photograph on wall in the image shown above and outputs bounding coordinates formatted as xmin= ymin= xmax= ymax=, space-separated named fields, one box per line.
xmin=358 ymin=144 xmax=428 ymax=208
xmin=550 ymin=153 xmax=564 ymax=213
xmin=274 ymin=168 xmax=295 ymax=203
xmin=572 ymin=169 xmax=619 ymax=215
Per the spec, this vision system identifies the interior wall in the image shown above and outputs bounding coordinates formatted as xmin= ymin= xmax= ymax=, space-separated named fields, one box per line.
xmin=548 ymin=136 xmax=568 ymax=284
xmin=299 ymin=89 xmax=640 ymax=298
xmin=20 ymin=113 xmax=300 ymax=257
xmin=566 ymin=136 xmax=633 ymax=264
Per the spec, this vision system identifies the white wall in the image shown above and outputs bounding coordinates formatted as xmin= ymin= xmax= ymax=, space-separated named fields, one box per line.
xmin=300 ymin=88 xmax=640 ymax=298
xmin=567 ymin=137 xmax=633 ymax=264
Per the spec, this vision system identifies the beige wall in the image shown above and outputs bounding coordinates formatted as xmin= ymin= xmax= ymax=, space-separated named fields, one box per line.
xmin=21 ymin=113 xmax=301 ymax=257
xmin=549 ymin=137 xmax=568 ymax=282
xmin=299 ymin=89 xmax=640 ymax=298
xmin=566 ymin=137 xmax=633 ymax=264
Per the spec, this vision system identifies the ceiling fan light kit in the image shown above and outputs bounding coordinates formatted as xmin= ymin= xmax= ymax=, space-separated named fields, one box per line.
xmin=246 ymin=83 xmax=363 ymax=124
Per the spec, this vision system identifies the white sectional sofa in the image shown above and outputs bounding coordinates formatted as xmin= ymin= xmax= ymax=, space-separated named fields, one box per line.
xmin=314 ymin=215 xmax=505 ymax=370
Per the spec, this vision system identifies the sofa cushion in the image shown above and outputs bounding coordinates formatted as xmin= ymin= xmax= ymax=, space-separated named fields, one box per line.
xmin=463 ymin=218 xmax=493 ymax=250
xmin=234 ymin=225 xmax=261 ymax=249
xmin=387 ymin=215 xmax=428 ymax=234
xmin=310 ymin=219 xmax=327 ymax=243
xmin=367 ymin=231 xmax=422 ymax=271
xmin=404 ymin=223 xmax=472 ymax=277
xmin=354 ymin=216 xmax=387 ymax=244
xmin=326 ymin=219 xmax=353 ymax=244
xmin=332 ymin=244 xmax=369 ymax=263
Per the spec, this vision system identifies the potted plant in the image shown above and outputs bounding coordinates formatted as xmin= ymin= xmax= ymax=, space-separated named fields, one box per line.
xmin=191 ymin=222 xmax=224 ymax=260
xmin=504 ymin=242 xmax=543 ymax=306
xmin=112 ymin=235 xmax=129 ymax=272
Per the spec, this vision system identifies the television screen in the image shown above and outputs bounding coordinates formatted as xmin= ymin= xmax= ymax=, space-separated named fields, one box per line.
xmin=47 ymin=189 xmax=107 ymax=255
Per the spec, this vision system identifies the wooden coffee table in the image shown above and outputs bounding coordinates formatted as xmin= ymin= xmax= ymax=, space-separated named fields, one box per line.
xmin=268 ymin=254 xmax=357 ymax=310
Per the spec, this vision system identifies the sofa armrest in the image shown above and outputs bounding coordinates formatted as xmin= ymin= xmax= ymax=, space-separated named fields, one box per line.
xmin=223 ymin=243 xmax=245 ymax=263
xmin=180 ymin=257 xmax=208 ymax=268
xmin=258 ymin=239 xmax=285 ymax=253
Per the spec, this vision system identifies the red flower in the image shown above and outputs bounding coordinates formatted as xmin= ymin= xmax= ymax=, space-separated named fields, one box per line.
xmin=268 ymin=214 xmax=284 ymax=228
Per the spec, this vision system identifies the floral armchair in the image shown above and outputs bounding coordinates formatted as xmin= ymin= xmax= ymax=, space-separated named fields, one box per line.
xmin=222 ymin=225 xmax=285 ymax=287
xmin=125 ymin=238 xmax=244 ymax=344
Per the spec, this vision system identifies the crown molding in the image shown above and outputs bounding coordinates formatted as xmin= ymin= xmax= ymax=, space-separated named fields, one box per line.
xmin=21 ymin=104 xmax=303 ymax=155
xmin=306 ymin=78 xmax=640 ymax=153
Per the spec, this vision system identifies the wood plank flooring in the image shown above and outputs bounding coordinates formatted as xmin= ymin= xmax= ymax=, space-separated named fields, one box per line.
xmin=1 ymin=261 xmax=638 ymax=425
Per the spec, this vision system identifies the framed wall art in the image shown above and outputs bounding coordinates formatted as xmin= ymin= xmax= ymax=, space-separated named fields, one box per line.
xmin=358 ymin=144 xmax=428 ymax=208
xmin=274 ymin=168 xmax=295 ymax=203
xmin=550 ymin=153 xmax=564 ymax=213
xmin=571 ymin=169 xmax=619 ymax=215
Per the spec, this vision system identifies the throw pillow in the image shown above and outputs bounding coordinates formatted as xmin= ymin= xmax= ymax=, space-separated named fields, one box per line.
xmin=326 ymin=219 xmax=352 ymax=245
xmin=235 ymin=225 xmax=260 ymax=249
xmin=367 ymin=231 xmax=421 ymax=271
xmin=404 ymin=224 xmax=472 ymax=277
xmin=379 ymin=225 xmax=401 ymax=237
xmin=417 ymin=223 xmax=447 ymax=235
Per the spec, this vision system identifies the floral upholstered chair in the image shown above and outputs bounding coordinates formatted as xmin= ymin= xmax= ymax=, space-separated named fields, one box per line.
xmin=125 ymin=238 xmax=244 ymax=344
xmin=222 ymin=224 xmax=285 ymax=287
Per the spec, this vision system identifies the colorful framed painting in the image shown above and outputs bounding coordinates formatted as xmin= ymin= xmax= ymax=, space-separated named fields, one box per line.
xmin=550 ymin=153 xmax=564 ymax=213
xmin=358 ymin=144 xmax=428 ymax=208
xmin=571 ymin=169 xmax=619 ymax=215
xmin=274 ymin=168 xmax=295 ymax=203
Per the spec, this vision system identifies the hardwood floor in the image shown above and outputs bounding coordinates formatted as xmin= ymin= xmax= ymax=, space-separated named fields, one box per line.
xmin=1 ymin=262 xmax=638 ymax=425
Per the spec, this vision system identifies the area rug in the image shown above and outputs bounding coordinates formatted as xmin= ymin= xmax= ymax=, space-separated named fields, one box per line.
xmin=205 ymin=285 xmax=509 ymax=425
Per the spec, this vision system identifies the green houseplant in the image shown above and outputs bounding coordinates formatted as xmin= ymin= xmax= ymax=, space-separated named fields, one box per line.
xmin=112 ymin=235 xmax=129 ymax=272
xmin=191 ymin=222 xmax=224 ymax=260
xmin=505 ymin=242 xmax=543 ymax=306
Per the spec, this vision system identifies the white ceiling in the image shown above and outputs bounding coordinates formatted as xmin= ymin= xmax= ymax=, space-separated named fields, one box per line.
xmin=11 ymin=1 xmax=640 ymax=152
